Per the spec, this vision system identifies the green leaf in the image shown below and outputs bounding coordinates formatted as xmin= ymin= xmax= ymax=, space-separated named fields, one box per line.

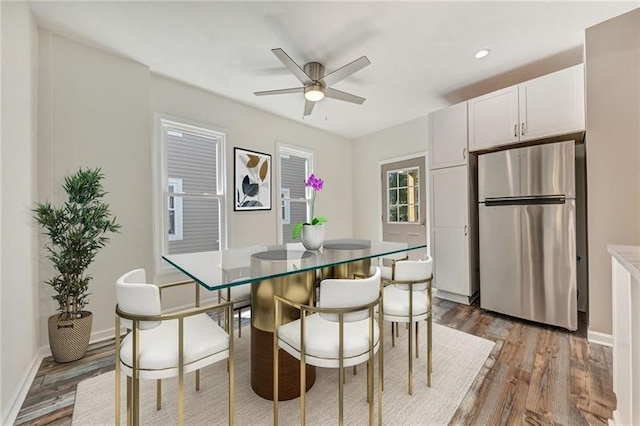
xmin=311 ymin=217 xmax=327 ymax=225
xmin=291 ymin=222 xmax=305 ymax=239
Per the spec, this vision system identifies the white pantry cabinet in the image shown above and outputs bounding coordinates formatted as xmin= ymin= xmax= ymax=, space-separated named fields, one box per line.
xmin=429 ymin=102 xmax=468 ymax=169
xmin=430 ymin=165 xmax=478 ymax=304
xmin=469 ymin=64 xmax=585 ymax=152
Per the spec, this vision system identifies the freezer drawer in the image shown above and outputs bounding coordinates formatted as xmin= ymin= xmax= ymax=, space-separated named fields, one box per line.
xmin=479 ymin=201 xmax=577 ymax=330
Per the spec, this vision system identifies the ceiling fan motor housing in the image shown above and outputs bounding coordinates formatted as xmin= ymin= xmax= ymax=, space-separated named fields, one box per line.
xmin=304 ymin=62 xmax=325 ymax=82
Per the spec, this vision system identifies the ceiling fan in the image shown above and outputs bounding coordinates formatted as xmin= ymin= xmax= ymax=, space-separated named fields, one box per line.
xmin=253 ymin=48 xmax=371 ymax=116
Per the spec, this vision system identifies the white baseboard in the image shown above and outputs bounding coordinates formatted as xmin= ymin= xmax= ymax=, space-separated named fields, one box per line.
xmin=588 ymin=329 xmax=613 ymax=347
xmin=3 ymin=347 xmax=48 ymax=426
xmin=434 ymin=289 xmax=476 ymax=305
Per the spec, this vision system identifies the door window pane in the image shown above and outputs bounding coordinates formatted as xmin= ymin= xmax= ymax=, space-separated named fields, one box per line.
xmin=386 ymin=166 xmax=420 ymax=224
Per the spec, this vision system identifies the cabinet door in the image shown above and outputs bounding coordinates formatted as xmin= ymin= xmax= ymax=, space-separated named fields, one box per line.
xmin=430 ymin=165 xmax=471 ymax=298
xmin=433 ymin=227 xmax=470 ymax=296
xmin=519 ymin=64 xmax=585 ymax=141
xmin=431 ymin=166 xmax=468 ymax=228
xmin=429 ymin=102 xmax=468 ymax=169
xmin=468 ymin=86 xmax=519 ymax=151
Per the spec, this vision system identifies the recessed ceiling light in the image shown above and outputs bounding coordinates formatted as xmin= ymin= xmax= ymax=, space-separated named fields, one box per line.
xmin=475 ymin=49 xmax=491 ymax=59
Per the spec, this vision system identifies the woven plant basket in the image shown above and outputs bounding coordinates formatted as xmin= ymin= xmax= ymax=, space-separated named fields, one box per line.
xmin=48 ymin=311 xmax=93 ymax=363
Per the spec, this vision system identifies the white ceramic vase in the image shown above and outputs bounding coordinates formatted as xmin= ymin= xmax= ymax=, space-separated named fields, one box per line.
xmin=301 ymin=223 xmax=325 ymax=250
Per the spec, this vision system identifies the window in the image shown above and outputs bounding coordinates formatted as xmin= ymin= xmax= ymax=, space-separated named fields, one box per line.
xmin=156 ymin=115 xmax=226 ymax=269
xmin=281 ymin=188 xmax=291 ymax=225
xmin=167 ymin=178 xmax=183 ymax=241
xmin=278 ymin=145 xmax=313 ymax=243
xmin=387 ymin=167 xmax=420 ymax=223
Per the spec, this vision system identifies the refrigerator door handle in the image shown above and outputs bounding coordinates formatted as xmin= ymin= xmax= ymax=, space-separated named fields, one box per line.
xmin=485 ymin=195 xmax=566 ymax=206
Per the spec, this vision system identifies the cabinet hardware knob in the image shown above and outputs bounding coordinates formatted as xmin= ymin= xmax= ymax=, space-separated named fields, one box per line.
xmin=514 ymin=124 xmax=518 ymax=137
xmin=462 ymin=148 xmax=467 ymax=159
xmin=521 ymin=122 xmax=525 ymax=136
xmin=464 ymin=225 xmax=468 ymax=236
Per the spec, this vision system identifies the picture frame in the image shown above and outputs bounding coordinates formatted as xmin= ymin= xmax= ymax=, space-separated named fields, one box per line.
xmin=234 ymin=147 xmax=272 ymax=211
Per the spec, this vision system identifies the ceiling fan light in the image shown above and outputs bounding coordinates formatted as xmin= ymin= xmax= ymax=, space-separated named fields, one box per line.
xmin=304 ymin=85 xmax=325 ymax=102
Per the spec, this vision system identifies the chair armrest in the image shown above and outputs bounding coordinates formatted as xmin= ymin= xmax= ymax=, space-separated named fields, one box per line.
xmin=273 ymin=294 xmax=381 ymax=316
xmin=116 ymin=300 xmax=234 ymax=323
xmin=158 ymin=279 xmax=196 ymax=294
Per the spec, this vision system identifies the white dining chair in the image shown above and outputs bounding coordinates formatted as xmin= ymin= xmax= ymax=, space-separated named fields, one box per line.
xmin=273 ymin=267 xmax=383 ymax=425
xmin=115 ymin=269 xmax=234 ymax=425
xmin=381 ymin=257 xmax=433 ymax=394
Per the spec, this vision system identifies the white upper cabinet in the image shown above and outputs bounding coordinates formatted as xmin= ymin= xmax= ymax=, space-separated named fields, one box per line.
xmin=468 ymin=86 xmax=519 ymax=151
xmin=468 ymin=64 xmax=585 ymax=152
xmin=429 ymin=102 xmax=468 ymax=169
xmin=518 ymin=64 xmax=585 ymax=142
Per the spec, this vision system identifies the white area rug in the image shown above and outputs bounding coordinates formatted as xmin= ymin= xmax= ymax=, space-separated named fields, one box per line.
xmin=73 ymin=323 xmax=494 ymax=425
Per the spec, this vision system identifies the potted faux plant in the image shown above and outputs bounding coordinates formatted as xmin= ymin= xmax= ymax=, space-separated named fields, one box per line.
xmin=292 ymin=173 xmax=327 ymax=250
xmin=34 ymin=167 xmax=121 ymax=362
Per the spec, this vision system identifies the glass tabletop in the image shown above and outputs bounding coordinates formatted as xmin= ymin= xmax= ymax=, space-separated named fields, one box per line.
xmin=163 ymin=239 xmax=426 ymax=291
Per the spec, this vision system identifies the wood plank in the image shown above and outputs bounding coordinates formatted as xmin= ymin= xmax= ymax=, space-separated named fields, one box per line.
xmin=14 ymin=301 xmax=616 ymax=426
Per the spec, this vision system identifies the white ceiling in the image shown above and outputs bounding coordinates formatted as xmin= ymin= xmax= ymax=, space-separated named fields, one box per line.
xmin=29 ymin=1 xmax=638 ymax=139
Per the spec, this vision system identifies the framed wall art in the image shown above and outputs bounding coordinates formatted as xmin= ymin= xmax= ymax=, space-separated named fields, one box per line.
xmin=234 ymin=147 xmax=272 ymax=211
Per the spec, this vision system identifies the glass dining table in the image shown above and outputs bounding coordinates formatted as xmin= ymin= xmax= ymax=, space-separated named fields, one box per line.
xmin=163 ymin=238 xmax=426 ymax=401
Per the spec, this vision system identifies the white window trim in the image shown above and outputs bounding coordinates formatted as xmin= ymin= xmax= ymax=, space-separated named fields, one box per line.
xmin=167 ymin=178 xmax=184 ymax=241
xmin=153 ymin=112 xmax=228 ymax=275
xmin=276 ymin=143 xmax=314 ymax=244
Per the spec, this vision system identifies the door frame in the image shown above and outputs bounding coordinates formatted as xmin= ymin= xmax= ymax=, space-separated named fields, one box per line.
xmin=377 ymin=151 xmax=430 ymax=255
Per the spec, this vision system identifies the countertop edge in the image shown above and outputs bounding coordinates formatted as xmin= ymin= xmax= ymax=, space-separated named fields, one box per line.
xmin=607 ymin=244 xmax=640 ymax=282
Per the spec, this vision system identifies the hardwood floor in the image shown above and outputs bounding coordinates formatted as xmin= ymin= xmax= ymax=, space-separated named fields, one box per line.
xmin=15 ymin=300 xmax=615 ymax=425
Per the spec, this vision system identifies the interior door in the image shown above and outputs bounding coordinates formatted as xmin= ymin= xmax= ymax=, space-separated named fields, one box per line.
xmin=381 ymin=156 xmax=427 ymax=259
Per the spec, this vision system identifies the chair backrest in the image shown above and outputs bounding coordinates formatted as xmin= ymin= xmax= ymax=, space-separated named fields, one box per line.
xmin=115 ymin=269 xmax=162 ymax=330
xmin=394 ymin=257 xmax=433 ymax=291
xmin=319 ymin=267 xmax=381 ymax=322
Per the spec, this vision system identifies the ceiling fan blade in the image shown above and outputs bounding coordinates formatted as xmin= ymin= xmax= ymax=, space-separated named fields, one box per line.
xmin=324 ymin=87 xmax=366 ymax=105
xmin=253 ymin=87 xmax=304 ymax=96
xmin=271 ymin=48 xmax=313 ymax=85
xmin=303 ymin=99 xmax=315 ymax=116
xmin=321 ymin=56 xmax=371 ymax=87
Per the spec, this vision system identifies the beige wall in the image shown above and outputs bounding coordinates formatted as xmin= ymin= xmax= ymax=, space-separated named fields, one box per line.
xmin=585 ymin=8 xmax=640 ymax=335
xmin=37 ymin=32 xmax=154 ymax=345
xmin=35 ymin=32 xmax=354 ymax=350
xmin=150 ymin=75 xmax=353 ymax=253
xmin=351 ymin=116 xmax=429 ymax=241
xmin=1 ymin=2 xmax=39 ymax=422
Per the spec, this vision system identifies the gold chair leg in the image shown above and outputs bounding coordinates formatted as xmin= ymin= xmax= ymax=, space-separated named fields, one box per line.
xmin=415 ymin=321 xmax=419 ymax=359
xmin=408 ymin=320 xmax=413 ymax=395
xmin=156 ymin=379 xmax=162 ymax=410
xmin=133 ymin=376 xmax=140 ymax=425
xmin=237 ymin=309 xmax=242 ymax=338
xmin=115 ymin=318 xmax=121 ymax=425
xmin=126 ymin=376 xmax=132 ymax=426
xmin=196 ymin=370 xmax=200 ymax=391
xmin=228 ymin=305 xmax=235 ymax=426
xmin=273 ymin=302 xmax=280 ymax=426
xmin=391 ymin=322 xmax=396 ymax=347
xmin=427 ymin=311 xmax=432 ymax=388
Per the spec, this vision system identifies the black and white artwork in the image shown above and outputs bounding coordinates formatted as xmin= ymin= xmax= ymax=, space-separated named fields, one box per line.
xmin=234 ymin=147 xmax=271 ymax=211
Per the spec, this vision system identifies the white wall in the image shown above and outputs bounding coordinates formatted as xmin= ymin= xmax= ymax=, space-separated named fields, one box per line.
xmin=38 ymin=32 xmax=153 ymax=344
xmin=351 ymin=116 xmax=429 ymax=240
xmin=1 ymin=2 xmax=39 ymax=423
xmin=36 ymin=32 xmax=354 ymax=348
xmin=585 ymin=8 xmax=640 ymax=336
xmin=150 ymin=75 xmax=353 ymax=252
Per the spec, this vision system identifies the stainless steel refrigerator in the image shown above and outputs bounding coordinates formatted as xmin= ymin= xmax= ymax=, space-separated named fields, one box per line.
xmin=478 ymin=140 xmax=577 ymax=330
